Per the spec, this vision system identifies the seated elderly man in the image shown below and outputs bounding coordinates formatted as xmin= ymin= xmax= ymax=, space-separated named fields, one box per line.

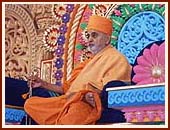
xmin=24 ymin=15 xmax=131 ymax=125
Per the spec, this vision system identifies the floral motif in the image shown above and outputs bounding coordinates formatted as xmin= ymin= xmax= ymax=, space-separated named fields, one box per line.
xmin=132 ymin=42 xmax=165 ymax=85
xmin=43 ymin=26 xmax=59 ymax=52
xmin=83 ymin=11 xmax=92 ymax=22
xmin=55 ymin=46 xmax=64 ymax=57
xmin=117 ymin=11 xmax=165 ymax=64
xmin=124 ymin=109 xmax=165 ymax=122
xmin=52 ymin=4 xmax=74 ymax=86
xmin=57 ymin=35 xmax=65 ymax=45
xmin=55 ymin=70 xmax=63 ymax=80
xmin=59 ymin=24 xmax=67 ymax=34
xmin=129 ymin=4 xmax=135 ymax=7
xmin=66 ymin=4 xmax=74 ymax=12
xmin=55 ymin=58 xmax=64 ymax=69
xmin=62 ymin=13 xmax=70 ymax=23
xmin=114 ymin=10 xmax=122 ymax=16
xmin=52 ymin=5 xmax=67 ymax=20
xmin=159 ymin=4 xmax=164 ymax=7
xmin=77 ymin=32 xmax=88 ymax=46
xmin=111 ymin=4 xmax=165 ymax=48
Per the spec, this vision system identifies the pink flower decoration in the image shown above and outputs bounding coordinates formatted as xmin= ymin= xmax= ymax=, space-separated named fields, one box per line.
xmin=74 ymin=51 xmax=82 ymax=62
xmin=124 ymin=112 xmax=134 ymax=122
xmin=159 ymin=4 xmax=164 ymax=7
xmin=132 ymin=42 xmax=165 ymax=85
xmin=136 ymin=111 xmax=144 ymax=122
xmin=83 ymin=12 xmax=92 ymax=22
xmin=129 ymin=4 xmax=135 ymax=7
xmin=77 ymin=32 xmax=89 ymax=46
xmin=114 ymin=10 xmax=122 ymax=16
xmin=146 ymin=111 xmax=155 ymax=121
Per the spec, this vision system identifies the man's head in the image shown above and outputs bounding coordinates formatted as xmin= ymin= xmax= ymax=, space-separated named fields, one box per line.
xmin=86 ymin=15 xmax=113 ymax=54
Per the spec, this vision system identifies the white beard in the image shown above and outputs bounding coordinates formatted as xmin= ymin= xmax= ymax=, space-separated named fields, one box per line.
xmin=87 ymin=45 xmax=97 ymax=54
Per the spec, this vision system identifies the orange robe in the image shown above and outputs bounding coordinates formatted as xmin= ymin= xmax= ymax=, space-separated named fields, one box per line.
xmin=66 ymin=45 xmax=131 ymax=95
xmin=24 ymin=45 xmax=131 ymax=125
xmin=24 ymin=90 xmax=101 ymax=125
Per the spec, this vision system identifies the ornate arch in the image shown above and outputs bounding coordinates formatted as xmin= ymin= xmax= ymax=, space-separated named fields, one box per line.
xmin=5 ymin=4 xmax=37 ymax=79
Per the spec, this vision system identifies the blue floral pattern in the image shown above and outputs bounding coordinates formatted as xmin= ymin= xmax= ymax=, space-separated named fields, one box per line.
xmin=57 ymin=36 xmax=65 ymax=45
xmin=66 ymin=4 xmax=74 ymax=12
xmin=62 ymin=13 xmax=70 ymax=23
xmin=55 ymin=58 xmax=64 ymax=69
xmin=55 ymin=46 xmax=64 ymax=57
xmin=59 ymin=25 xmax=67 ymax=34
xmin=117 ymin=11 xmax=165 ymax=65
xmin=54 ymin=4 xmax=74 ymax=86
xmin=55 ymin=70 xmax=63 ymax=80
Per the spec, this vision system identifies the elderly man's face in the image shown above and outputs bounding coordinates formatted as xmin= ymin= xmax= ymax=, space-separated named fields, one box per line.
xmin=86 ymin=29 xmax=110 ymax=55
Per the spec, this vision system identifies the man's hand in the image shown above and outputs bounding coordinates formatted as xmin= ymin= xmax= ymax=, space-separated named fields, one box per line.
xmin=84 ymin=92 xmax=95 ymax=107
xmin=28 ymin=75 xmax=44 ymax=88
